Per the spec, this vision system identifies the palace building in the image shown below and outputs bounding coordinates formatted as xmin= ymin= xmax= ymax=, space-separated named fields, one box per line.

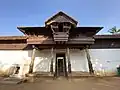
xmin=0 ymin=11 xmax=120 ymax=78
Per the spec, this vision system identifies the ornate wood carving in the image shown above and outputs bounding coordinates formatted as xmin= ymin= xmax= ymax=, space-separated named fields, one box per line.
xmin=45 ymin=11 xmax=78 ymax=27
xmin=27 ymin=36 xmax=48 ymax=44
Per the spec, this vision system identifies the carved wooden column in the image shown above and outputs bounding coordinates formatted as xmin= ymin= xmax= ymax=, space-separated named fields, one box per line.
xmin=50 ymin=48 xmax=54 ymax=74
xmin=85 ymin=45 xmax=94 ymax=74
xmin=67 ymin=48 xmax=71 ymax=73
xmin=29 ymin=45 xmax=37 ymax=73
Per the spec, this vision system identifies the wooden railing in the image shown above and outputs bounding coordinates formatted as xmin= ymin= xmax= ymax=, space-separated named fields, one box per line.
xmin=53 ymin=32 xmax=69 ymax=41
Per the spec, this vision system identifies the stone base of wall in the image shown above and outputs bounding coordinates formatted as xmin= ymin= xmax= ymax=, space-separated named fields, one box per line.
xmin=94 ymin=71 xmax=117 ymax=76
xmin=68 ymin=71 xmax=94 ymax=78
xmin=25 ymin=71 xmax=118 ymax=79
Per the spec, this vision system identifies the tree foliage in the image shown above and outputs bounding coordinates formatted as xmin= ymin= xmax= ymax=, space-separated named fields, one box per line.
xmin=108 ymin=26 xmax=120 ymax=34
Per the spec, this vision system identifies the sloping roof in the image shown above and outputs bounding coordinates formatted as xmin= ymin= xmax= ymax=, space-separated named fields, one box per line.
xmin=0 ymin=36 xmax=28 ymax=40
xmin=0 ymin=34 xmax=119 ymax=49
xmin=17 ymin=27 xmax=52 ymax=36
xmin=70 ymin=27 xmax=103 ymax=36
xmin=17 ymin=26 xmax=103 ymax=36
xmin=45 ymin=11 xmax=78 ymax=26
xmin=94 ymin=35 xmax=120 ymax=39
xmin=0 ymin=44 xmax=28 ymax=50
xmin=0 ymin=34 xmax=119 ymax=41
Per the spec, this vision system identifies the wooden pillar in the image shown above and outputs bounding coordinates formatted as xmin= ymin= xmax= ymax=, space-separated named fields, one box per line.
xmin=67 ymin=48 xmax=71 ymax=73
xmin=85 ymin=45 xmax=94 ymax=74
xmin=29 ymin=45 xmax=36 ymax=73
xmin=54 ymin=56 xmax=58 ymax=78
xmin=50 ymin=48 xmax=54 ymax=74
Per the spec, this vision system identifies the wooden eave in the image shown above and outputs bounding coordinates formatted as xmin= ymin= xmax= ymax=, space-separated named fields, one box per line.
xmin=0 ymin=36 xmax=27 ymax=40
xmin=0 ymin=35 xmax=120 ymax=49
xmin=0 ymin=34 xmax=119 ymax=43
xmin=0 ymin=44 xmax=28 ymax=50
xmin=18 ymin=26 xmax=103 ymax=36
xmin=70 ymin=27 xmax=103 ymax=36
xmin=94 ymin=35 xmax=120 ymax=39
xmin=26 ymin=37 xmax=95 ymax=44
xmin=17 ymin=27 xmax=52 ymax=36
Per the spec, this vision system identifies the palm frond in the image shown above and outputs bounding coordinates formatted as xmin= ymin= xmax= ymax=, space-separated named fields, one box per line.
xmin=118 ymin=29 xmax=120 ymax=32
xmin=108 ymin=26 xmax=119 ymax=34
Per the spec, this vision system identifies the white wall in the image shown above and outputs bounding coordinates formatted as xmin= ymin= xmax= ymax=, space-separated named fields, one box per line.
xmin=0 ymin=49 xmax=120 ymax=77
xmin=0 ymin=49 xmax=90 ymax=76
xmin=89 ymin=49 xmax=120 ymax=75
xmin=0 ymin=49 xmax=51 ymax=77
xmin=0 ymin=50 xmax=31 ymax=77
xmin=70 ymin=49 xmax=89 ymax=72
xmin=33 ymin=49 xmax=51 ymax=72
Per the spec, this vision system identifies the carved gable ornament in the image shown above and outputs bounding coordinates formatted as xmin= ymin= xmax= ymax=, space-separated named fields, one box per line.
xmin=45 ymin=11 xmax=78 ymax=42
xmin=45 ymin=11 xmax=78 ymax=27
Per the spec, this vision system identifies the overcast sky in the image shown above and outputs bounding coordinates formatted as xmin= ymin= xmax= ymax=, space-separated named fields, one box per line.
xmin=0 ymin=0 xmax=120 ymax=36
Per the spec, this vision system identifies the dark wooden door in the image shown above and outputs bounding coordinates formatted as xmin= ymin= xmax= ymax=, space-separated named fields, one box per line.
xmin=54 ymin=53 xmax=67 ymax=78
xmin=58 ymin=59 xmax=64 ymax=76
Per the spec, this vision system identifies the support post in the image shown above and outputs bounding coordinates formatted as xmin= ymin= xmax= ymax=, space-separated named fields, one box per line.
xmin=29 ymin=45 xmax=36 ymax=73
xmin=85 ymin=45 xmax=94 ymax=74
xmin=67 ymin=48 xmax=71 ymax=73
xmin=50 ymin=48 xmax=54 ymax=74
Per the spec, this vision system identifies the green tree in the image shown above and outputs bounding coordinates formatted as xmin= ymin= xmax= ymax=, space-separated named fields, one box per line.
xmin=108 ymin=26 xmax=120 ymax=34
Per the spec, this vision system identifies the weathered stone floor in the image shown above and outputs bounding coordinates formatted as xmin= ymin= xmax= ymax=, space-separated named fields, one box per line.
xmin=0 ymin=77 xmax=120 ymax=90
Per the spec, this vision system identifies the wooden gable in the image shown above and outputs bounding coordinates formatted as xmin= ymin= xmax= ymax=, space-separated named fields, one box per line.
xmin=45 ymin=11 xmax=78 ymax=27
xmin=17 ymin=11 xmax=103 ymax=45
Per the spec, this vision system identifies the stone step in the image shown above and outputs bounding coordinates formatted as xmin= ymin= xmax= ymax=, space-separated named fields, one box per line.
xmin=33 ymin=72 xmax=53 ymax=76
xmin=0 ymin=77 xmax=26 ymax=85
xmin=35 ymin=74 xmax=54 ymax=78
xmin=27 ymin=72 xmax=95 ymax=79
xmin=26 ymin=72 xmax=54 ymax=79
xmin=68 ymin=72 xmax=94 ymax=78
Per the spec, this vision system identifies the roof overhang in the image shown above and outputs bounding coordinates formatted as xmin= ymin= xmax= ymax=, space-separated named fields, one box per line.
xmin=17 ymin=27 xmax=52 ymax=36
xmin=94 ymin=34 xmax=120 ymax=39
xmin=70 ymin=27 xmax=103 ymax=36
xmin=17 ymin=26 xmax=103 ymax=35
xmin=0 ymin=36 xmax=27 ymax=40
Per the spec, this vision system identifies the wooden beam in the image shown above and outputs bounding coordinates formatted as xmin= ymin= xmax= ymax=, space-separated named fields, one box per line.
xmin=50 ymin=48 xmax=54 ymax=74
xmin=28 ymin=45 xmax=36 ymax=73
xmin=67 ymin=48 xmax=71 ymax=73
xmin=85 ymin=45 xmax=94 ymax=74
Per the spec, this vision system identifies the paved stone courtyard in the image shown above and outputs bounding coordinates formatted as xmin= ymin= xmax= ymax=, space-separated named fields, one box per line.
xmin=0 ymin=77 xmax=120 ymax=90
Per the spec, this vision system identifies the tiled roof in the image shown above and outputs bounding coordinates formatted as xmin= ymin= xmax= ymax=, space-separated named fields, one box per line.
xmin=0 ymin=44 xmax=28 ymax=50
xmin=94 ymin=34 xmax=120 ymax=39
xmin=0 ymin=36 xmax=28 ymax=40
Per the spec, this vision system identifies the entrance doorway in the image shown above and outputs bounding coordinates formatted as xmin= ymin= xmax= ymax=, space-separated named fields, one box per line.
xmin=54 ymin=53 xmax=67 ymax=78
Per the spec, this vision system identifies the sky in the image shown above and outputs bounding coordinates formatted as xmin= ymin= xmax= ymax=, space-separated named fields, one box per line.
xmin=0 ymin=0 xmax=120 ymax=36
